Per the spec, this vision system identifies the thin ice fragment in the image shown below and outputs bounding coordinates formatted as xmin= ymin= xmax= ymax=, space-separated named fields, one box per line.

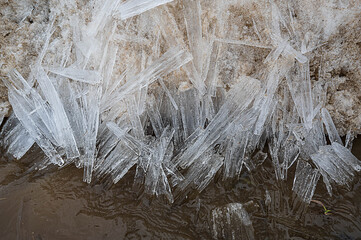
xmin=292 ymin=160 xmax=320 ymax=203
xmin=321 ymin=108 xmax=343 ymax=145
xmin=48 ymin=67 xmax=102 ymax=84
xmin=311 ymin=145 xmax=359 ymax=196
xmin=0 ymin=115 xmax=35 ymax=160
xmin=183 ymin=0 xmax=203 ymax=73
xmin=115 ymin=0 xmax=174 ymax=20
xmin=212 ymin=203 xmax=255 ymax=240
xmin=177 ymin=149 xmax=223 ymax=192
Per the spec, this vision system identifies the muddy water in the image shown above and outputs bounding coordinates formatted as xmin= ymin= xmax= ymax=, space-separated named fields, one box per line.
xmin=1 ymin=139 xmax=361 ymax=240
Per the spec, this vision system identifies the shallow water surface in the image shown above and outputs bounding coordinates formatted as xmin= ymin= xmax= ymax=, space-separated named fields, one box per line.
xmin=1 ymin=138 xmax=361 ymax=239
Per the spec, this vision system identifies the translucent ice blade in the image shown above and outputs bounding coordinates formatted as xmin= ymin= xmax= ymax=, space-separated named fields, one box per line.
xmin=212 ymin=203 xmax=255 ymax=240
xmin=331 ymin=142 xmax=361 ymax=172
xmin=158 ymin=78 xmax=178 ymax=110
xmin=178 ymin=87 xmax=202 ymax=139
xmin=87 ymin=0 xmax=120 ymax=37
xmin=204 ymin=41 xmax=220 ymax=97
xmin=144 ymin=127 xmax=175 ymax=202
xmin=311 ymin=145 xmax=357 ymax=196
xmin=254 ymin=65 xmax=279 ymax=136
xmin=48 ymin=67 xmax=102 ymax=84
xmin=4 ymin=69 xmax=64 ymax=164
xmin=0 ymin=114 xmax=35 ymax=160
xmin=106 ymin=122 xmax=151 ymax=155
xmin=292 ymin=160 xmax=320 ymax=203
xmin=287 ymin=62 xmax=314 ymax=130
xmin=182 ymin=62 xmax=207 ymax=95
xmin=146 ymin=95 xmax=164 ymax=138
xmin=321 ymin=108 xmax=342 ymax=145
xmin=125 ymin=95 xmax=145 ymax=139
xmin=115 ymin=0 xmax=174 ymax=20
xmin=223 ymin=133 xmax=248 ymax=179
xmin=177 ymin=149 xmax=223 ymax=193
xmin=183 ymin=0 xmax=203 ymax=74
xmin=82 ymin=85 xmax=101 ymax=183
xmin=283 ymin=44 xmax=308 ymax=63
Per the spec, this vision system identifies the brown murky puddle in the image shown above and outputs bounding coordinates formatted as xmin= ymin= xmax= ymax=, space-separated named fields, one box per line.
xmin=1 ymin=138 xmax=361 ymax=240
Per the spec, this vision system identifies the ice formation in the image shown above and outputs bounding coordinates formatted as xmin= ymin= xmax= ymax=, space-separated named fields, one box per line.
xmin=212 ymin=203 xmax=255 ymax=240
xmin=1 ymin=0 xmax=360 ymax=205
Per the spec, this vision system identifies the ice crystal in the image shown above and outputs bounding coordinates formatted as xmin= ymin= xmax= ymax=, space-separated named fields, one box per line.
xmin=1 ymin=0 xmax=360 ymax=205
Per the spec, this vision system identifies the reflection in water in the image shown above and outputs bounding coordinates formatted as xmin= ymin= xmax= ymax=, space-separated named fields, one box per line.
xmin=0 ymin=138 xmax=361 ymax=239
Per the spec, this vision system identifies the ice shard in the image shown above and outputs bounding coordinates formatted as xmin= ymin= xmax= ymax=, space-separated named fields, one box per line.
xmin=311 ymin=144 xmax=360 ymax=196
xmin=292 ymin=160 xmax=320 ymax=203
xmin=321 ymin=108 xmax=343 ymax=145
xmin=48 ymin=67 xmax=102 ymax=84
xmin=0 ymin=114 xmax=35 ymax=160
xmin=115 ymin=0 xmax=174 ymax=20
xmin=212 ymin=203 xmax=255 ymax=240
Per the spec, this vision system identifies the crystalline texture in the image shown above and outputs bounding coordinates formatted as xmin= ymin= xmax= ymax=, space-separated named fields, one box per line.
xmin=174 ymin=76 xmax=261 ymax=169
xmin=102 ymin=46 xmax=192 ymax=112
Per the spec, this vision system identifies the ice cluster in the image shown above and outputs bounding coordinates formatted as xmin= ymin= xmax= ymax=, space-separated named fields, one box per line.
xmin=1 ymin=0 xmax=360 ymax=204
